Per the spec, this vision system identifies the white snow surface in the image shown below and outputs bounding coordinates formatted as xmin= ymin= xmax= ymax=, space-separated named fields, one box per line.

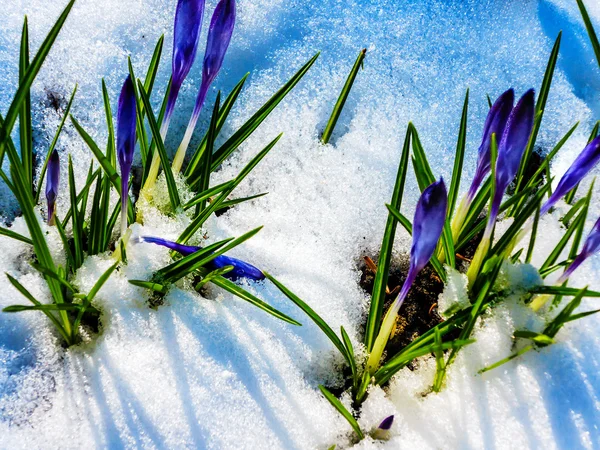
xmin=2 ymin=0 xmax=600 ymax=448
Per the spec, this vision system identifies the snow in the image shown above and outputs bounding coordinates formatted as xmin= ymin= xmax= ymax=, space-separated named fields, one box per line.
xmin=2 ymin=0 xmax=600 ymax=448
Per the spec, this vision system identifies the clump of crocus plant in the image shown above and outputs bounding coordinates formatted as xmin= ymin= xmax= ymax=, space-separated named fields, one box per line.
xmin=117 ymin=75 xmax=137 ymax=238
xmin=145 ymin=0 xmax=205 ymax=189
xmin=466 ymin=89 xmax=535 ymax=285
xmin=139 ymin=236 xmax=265 ymax=281
xmin=172 ymin=0 xmax=237 ymax=174
xmin=366 ymin=179 xmax=447 ymax=374
xmin=450 ymin=88 xmax=514 ymax=242
xmin=45 ymin=149 xmax=60 ymax=225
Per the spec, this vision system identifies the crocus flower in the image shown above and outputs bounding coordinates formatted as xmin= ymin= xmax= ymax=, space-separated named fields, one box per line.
xmin=530 ymin=215 xmax=600 ymax=311
xmin=45 ymin=149 xmax=60 ymax=225
xmin=144 ymin=0 xmax=205 ymax=190
xmin=139 ymin=236 xmax=265 ymax=281
xmin=371 ymin=415 xmax=394 ymax=440
xmin=467 ymin=89 xmax=535 ymax=286
xmin=117 ymin=75 xmax=137 ymax=238
xmin=172 ymin=0 xmax=236 ymax=173
xmin=366 ymin=179 xmax=447 ymax=374
xmin=540 ymin=135 xmax=600 ymax=215
xmin=451 ymin=89 xmax=514 ymax=242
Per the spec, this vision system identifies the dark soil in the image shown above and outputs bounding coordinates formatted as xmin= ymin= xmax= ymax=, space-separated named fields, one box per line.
xmin=358 ymin=254 xmax=445 ymax=359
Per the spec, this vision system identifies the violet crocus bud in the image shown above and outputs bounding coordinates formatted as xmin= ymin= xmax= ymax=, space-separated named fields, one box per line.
xmin=144 ymin=0 xmax=205 ymax=192
xmin=139 ymin=236 xmax=265 ymax=281
xmin=366 ymin=179 xmax=447 ymax=374
xmin=558 ymin=215 xmax=600 ymax=283
xmin=540 ymin=136 xmax=600 ymax=215
xmin=530 ymin=215 xmax=600 ymax=312
xmin=117 ymin=75 xmax=137 ymax=238
xmin=172 ymin=0 xmax=236 ymax=173
xmin=467 ymin=89 xmax=535 ymax=286
xmin=45 ymin=149 xmax=60 ymax=225
xmin=371 ymin=415 xmax=394 ymax=440
xmin=163 ymin=0 xmax=205 ymax=138
xmin=450 ymin=89 xmax=514 ymax=242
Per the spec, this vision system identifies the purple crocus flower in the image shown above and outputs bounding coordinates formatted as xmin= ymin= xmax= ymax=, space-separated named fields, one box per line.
xmin=470 ymin=89 xmax=515 ymax=199
xmin=45 ymin=149 xmax=60 ymax=225
xmin=451 ymin=89 xmax=514 ymax=243
xmin=162 ymin=0 xmax=205 ymax=139
xmin=558 ymin=215 xmax=600 ymax=283
xmin=117 ymin=75 xmax=137 ymax=237
xmin=139 ymin=236 xmax=265 ymax=281
xmin=367 ymin=179 xmax=447 ymax=373
xmin=540 ymin=135 xmax=600 ymax=215
xmin=172 ymin=0 xmax=236 ymax=173
xmin=378 ymin=415 xmax=394 ymax=431
xmin=466 ymin=89 xmax=535 ymax=285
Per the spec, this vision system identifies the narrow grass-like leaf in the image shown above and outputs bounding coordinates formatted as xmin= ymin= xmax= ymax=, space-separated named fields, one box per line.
xmin=433 ymin=327 xmax=445 ymax=392
xmin=321 ymin=49 xmax=366 ymax=145
xmin=186 ymin=73 xmax=249 ymax=179
xmin=529 ymin=285 xmax=600 ymax=297
xmin=365 ymin=126 xmax=410 ymax=351
xmin=576 ymin=0 xmax=600 ymax=67
xmin=512 ymin=33 xmax=561 ymax=208
xmin=0 ymin=0 xmax=75 ymax=158
xmin=216 ymin=192 xmax=268 ymax=212
xmin=19 ymin=16 xmax=33 ymax=190
xmin=0 ymin=226 xmax=33 ymax=245
xmin=319 ymin=385 xmax=364 ymax=440
xmin=210 ymin=53 xmax=319 ymax=171
xmin=183 ymin=180 xmax=234 ymax=210
xmin=179 ymin=135 xmax=281 ymax=244
xmin=198 ymin=93 xmax=221 ymax=211
xmin=68 ymin=156 xmax=84 ymax=269
xmin=265 ymin=272 xmax=349 ymax=360
xmin=101 ymin=80 xmax=116 ymax=166
xmin=448 ymin=89 xmax=469 ymax=217
xmin=526 ymin=206 xmax=540 ymax=263
xmin=194 ymin=266 xmax=234 ymax=289
xmin=157 ymin=239 xmax=233 ymax=282
xmin=137 ymin=80 xmax=180 ymax=210
xmin=340 ymin=326 xmax=358 ymax=391
xmin=129 ymin=279 xmax=168 ymax=294
xmin=29 ymin=261 xmax=75 ymax=292
xmin=208 ymin=274 xmax=300 ymax=325
xmin=540 ymin=201 xmax=587 ymax=271
xmin=35 ymin=85 xmax=77 ymax=203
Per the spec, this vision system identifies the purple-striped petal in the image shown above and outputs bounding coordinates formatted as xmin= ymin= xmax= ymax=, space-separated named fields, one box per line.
xmin=45 ymin=149 xmax=60 ymax=225
xmin=469 ymin=89 xmax=514 ymax=197
xmin=488 ymin=89 xmax=535 ymax=225
xmin=117 ymin=75 xmax=137 ymax=178
xmin=560 ymin=216 xmax=600 ymax=281
xmin=167 ymin=0 xmax=205 ymax=120
xmin=541 ymin=135 xmax=600 ymax=215
xmin=411 ymin=178 xmax=448 ymax=274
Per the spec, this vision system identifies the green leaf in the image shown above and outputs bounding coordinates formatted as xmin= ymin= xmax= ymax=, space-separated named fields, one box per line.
xmin=318 ymin=385 xmax=364 ymax=440
xmin=29 ymin=261 xmax=76 ymax=292
xmin=101 ymin=79 xmax=116 ymax=166
xmin=194 ymin=266 xmax=234 ymax=290
xmin=183 ymin=180 xmax=235 ymax=211
xmin=529 ymin=285 xmax=600 ymax=298
xmin=364 ymin=125 xmax=411 ymax=351
xmin=3 ymin=304 xmax=81 ymax=313
xmin=136 ymin=80 xmax=181 ymax=210
xmin=321 ymin=49 xmax=366 ymax=145
xmin=129 ymin=279 xmax=168 ymax=294
xmin=35 ymin=85 xmax=77 ymax=203
xmin=208 ymin=274 xmax=300 ymax=326
xmin=210 ymin=53 xmax=319 ymax=171
xmin=448 ymin=89 xmax=469 ymax=217
xmin=197 ymin=93 xmax=221 ymax=211
xmin=432 ymin=327 xmax=446 ymax=392
xmin=179 ymin=135 xmax=281 ymax=244
xmin=68 ymin=156 xmax=84 ymax=269
xmin=478 ymin=344 xmax=534 ymax=374
xmin=340 ymin=326 xmax=358 ymax=391
xmin=512 ymin=32 xmax=561 ymax=208
xmin=265 ymin=272 xmax=349 ymax=360
xmin=0 ymin=0 xmax=75 ymax=162
xmin=526 ymin=206 xmax=540 ymax=263
xmin=576 ymin=0 xmax=600 ymax=68
xmin=19 ymin=16 xmax=33 ymax=191
xmin=216 ymin=192 xmax=268 ymax=212
xmin=0 ymin=226 xmax=33 ymax=245
xmin=186 ymin=73 xmax=249 ymax=179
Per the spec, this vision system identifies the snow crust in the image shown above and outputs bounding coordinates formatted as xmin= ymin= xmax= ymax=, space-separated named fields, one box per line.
xmin=2 ymin=0 xmax=600 ymax=448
